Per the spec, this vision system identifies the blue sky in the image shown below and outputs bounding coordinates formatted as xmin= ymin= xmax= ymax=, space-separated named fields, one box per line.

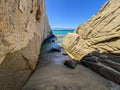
xmin=45 ymin=0 xmax=107 ymax=28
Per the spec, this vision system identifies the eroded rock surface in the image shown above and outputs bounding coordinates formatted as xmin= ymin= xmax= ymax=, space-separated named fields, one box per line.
xmin=81 ymin=52 xmax=120 ymax=85
xmin=62 ymin=0 xmax=120 ymax=85
xmin=62 ymin=0 xmax=120 ymax=60
xmin=0 ymin=0 xmax=51 ymax=90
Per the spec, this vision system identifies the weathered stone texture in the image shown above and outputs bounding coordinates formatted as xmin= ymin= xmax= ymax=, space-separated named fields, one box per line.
xmin=81 ymin=52 xmax=120 ymax=85
xmin=0 ymin=0 xmax=51 ymax=90
xmin=62 ymin=0 xmax=120 ymax=61
xmin=62 ymin=0 xmax=120 ymax=85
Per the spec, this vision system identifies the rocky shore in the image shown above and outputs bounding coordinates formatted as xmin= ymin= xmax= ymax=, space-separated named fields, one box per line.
xmin=23 ymin=38 xmax=120 ymax=90
xmin=0 ymin=0 xmax=120 ymax=90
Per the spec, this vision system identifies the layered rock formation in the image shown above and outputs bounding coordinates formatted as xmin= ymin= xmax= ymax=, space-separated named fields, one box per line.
xmin=62 ymin=0 xmax=120 ymax=84
xmin=0 ymin=0 xmax=51 ymax=90
xmin=62 ymin=0 xmax=120 ymax=61
xmin=62 ymin=0 xmax=120 ymax=60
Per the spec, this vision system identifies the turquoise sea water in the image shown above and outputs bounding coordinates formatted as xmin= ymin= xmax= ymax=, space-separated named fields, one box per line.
xmin=52 ymin=29 xmax=74 ymax=44
xmin=52 ymin=30 xmax=74 ymax=34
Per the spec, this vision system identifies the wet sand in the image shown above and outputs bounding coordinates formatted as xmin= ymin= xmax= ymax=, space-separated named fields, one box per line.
xmin=22 ymin=38 xmax=120 ymax=90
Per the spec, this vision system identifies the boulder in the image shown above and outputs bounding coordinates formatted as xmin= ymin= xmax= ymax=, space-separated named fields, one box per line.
xmin=64 ymin=60 xmax=79 ymax=69
xmin=0 ymin=0 xmax=52 ymax=90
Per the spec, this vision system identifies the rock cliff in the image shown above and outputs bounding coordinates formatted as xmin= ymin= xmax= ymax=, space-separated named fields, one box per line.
xmin=62 ymin=0 xmax=120 ymax=61
xmin=0 ymin=0 xmax=52 ymax=90
xmin=62 ymin=0 xmax=120 ymax=85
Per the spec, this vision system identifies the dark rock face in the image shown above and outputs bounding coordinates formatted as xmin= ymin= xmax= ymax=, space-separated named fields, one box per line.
xmin=82 ymin=52 xmax=120 ymax=85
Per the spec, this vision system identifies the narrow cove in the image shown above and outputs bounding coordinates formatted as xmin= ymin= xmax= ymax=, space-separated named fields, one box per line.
xmin=22 ymin=30 xmax=120 ymax=90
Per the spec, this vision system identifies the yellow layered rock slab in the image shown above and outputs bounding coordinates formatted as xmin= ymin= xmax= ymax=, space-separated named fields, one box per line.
xmin=62 ymin=0 xmax=120 ymax=61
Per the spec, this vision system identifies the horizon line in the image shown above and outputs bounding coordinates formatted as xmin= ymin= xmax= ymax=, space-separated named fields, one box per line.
xmin=51 ymin=27 xmax=76 ymax=29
